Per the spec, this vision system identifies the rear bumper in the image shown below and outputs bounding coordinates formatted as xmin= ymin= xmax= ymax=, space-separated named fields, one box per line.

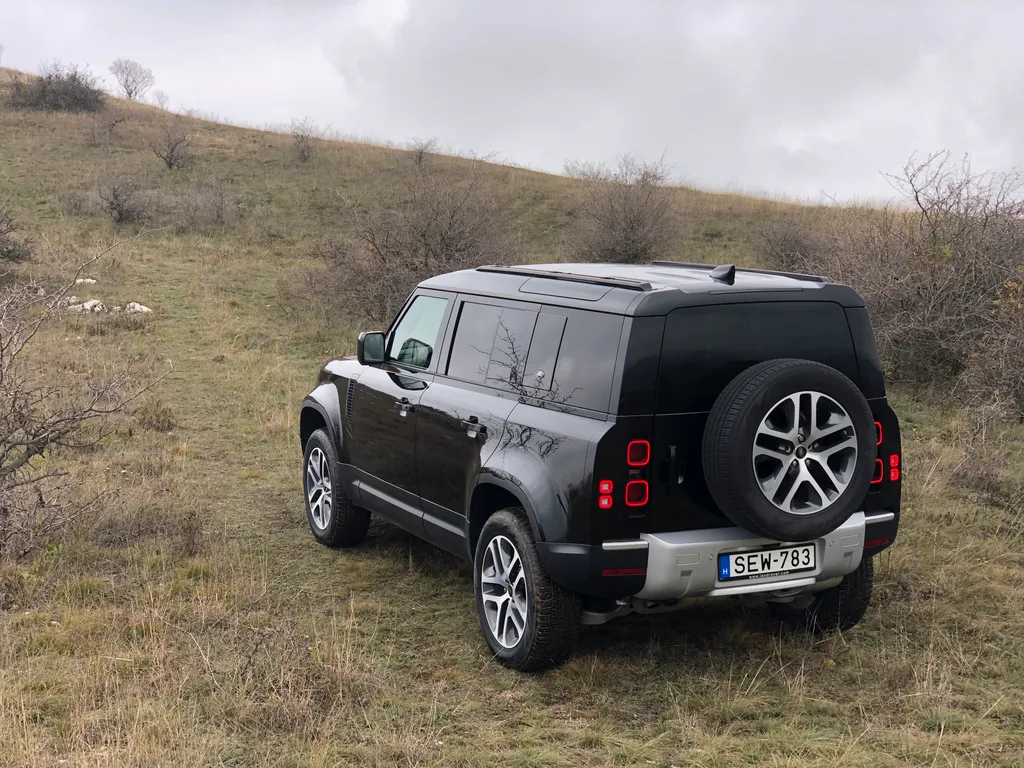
xmin=636 ymin=511 xmax=880 ymax=600
xmin=538 ymin=511 xmax=895 ymax=600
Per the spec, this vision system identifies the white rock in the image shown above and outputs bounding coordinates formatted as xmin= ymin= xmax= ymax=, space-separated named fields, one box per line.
xmin=125 ymin=302 xmax=152 ymax=314
xmin=75 ymin=278 xmax=97 ymax=285
xmin=67 ymin=299 xmax=106 ymax=313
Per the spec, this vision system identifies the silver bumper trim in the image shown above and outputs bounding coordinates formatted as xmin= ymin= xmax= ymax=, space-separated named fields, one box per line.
xmin=864 ymin=511 xmax=895 ymax=523
xmin=601 ymin=539 xmax=649 ymax=551
xmin=636 ymin=512 xmax=867 ymax=600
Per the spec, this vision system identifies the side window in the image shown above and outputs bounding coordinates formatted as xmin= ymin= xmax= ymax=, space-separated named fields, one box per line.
xmin=446 ymin=301 xmax=538 ymax=390
xmin=386 ymin=295 xmax=449 ymax=370
xmin=550 ymin=310 xmax=624 ymax=412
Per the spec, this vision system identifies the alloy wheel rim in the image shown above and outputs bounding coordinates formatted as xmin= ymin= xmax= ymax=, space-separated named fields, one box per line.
xmin=306 ymin=447 xmax=333 ymax=529
xmin=479 ymin=535 xmax=529 ymax=649
xmin=752 ymin=391 xmax=858 ymax=516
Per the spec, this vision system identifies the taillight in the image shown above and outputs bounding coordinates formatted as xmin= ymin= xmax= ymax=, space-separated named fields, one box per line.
xmin=871 ymin=459 xmax=884 ymax=484
xmin=626 ymin=440 xmax=650 ymax=467
xmin=889 ymin=454 xmax=900 ymax=482
xmin=875 ymin=421 xmax=883 ymax=445
xmin=889 ymin=454 xmax=900 ymax=468
xmin=598 ymin=495 xmax=613 ymax=510
xmin=625 ymin=480 xmax=649 ymax=506
xmin=598 ymin=479 xmax=613 ymax=494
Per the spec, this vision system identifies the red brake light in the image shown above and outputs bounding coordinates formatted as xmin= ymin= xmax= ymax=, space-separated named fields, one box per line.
xmin=889 ymin=454 xmax=900 ymax=468
xmin=598 ymin=495 xmax=613 ymax=509
xmin=626 ymin=440 xmax=650 ymax=467
xmin=602 ymin=568 xmax=647 ymax=576
xmin=625 ymin=480 xmax=649 ymax=506
xmin=875 ymin=422 xmax=883 ymax=445
xmin=890 ymin=468 xmax=900 ymax=482
xmin=598 ymin=479 xmax=613 ymax=494
xmin=871 ymin=459 xmax=884 ymax=484
xmin=865 ymin=538 xmax=890 ymax=548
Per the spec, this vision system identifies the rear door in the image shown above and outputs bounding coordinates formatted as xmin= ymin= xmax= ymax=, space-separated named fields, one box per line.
xmin=649 ymin=301 xmax=860 ymax=533
xmin=415 ymin=296 xmax=540 ymax=555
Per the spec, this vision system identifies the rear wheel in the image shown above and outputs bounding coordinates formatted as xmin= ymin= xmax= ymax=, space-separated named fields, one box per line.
xmin=771 ymin=555 xmax=874 ymax=632
xmin=303 ymin=429 xmax=370 ymax=548
xmin=474 ymin=508 xmax=581 ymax=671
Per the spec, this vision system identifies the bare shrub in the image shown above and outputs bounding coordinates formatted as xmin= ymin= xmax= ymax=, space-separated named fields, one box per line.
xmin=314 ymin=154 xmax=518 ymax=324
xmin=762 ymin=153 xmax=1024 ymax=387
xmin=153 ymin=89 xmax=170 ymax=110
xmin=58 ymin=189 xmax=88 ymax=217
xmin=86 ymin=111 xmax=129 ymax=148
xmin=407 ymin=137 xmax=439 ymax=167
xmin=7 ymin=62 xmax=104 ymax=113
xmin=181 ymin=181 xmax=233 ymax=230
xmin=564 ymin=155 xmax=681 ymax=264
xmin=961 ymin=277 xmax=1024 ymax=420
xmin=0 ymin=198 xmax=32 ymax=263
xmin=149 ymin=119 xmax=192 ymax=170
xmin=108 ymin=58 xmax=155 ymax=101
xmin=290 ymin=118 xmax=323 ymax=163
xmin=0 ymin=249 xmax=144 ymax=559
xmin=98 ymin=176 xmax=147 ymax=224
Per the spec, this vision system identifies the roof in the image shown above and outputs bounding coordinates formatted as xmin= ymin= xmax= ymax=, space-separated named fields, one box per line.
xmin=419 ymin=262 xmax=865 ymax=316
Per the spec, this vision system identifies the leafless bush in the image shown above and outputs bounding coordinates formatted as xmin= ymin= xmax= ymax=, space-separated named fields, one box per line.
xmin=0 ymin=245 xmax=146 ymax=559
xmin=98 ymin=176 xmax=147 ymax=224
xmin=86 ymin=110 xmax=129 ymax=148
xmin=961 ymin=278 xmax=1024 ymax=420
xmin=181 ymin=180 xmax=234 ymax=230
xmin=564 ymin=155 xmax=681 ymax=264
xmin=0 ymin=198 xmax=32 ymax=263
xmin=108 ymin=58 xmax=155 ymax=101
xmin=7 ymin=62 xmax=104 ymax=113
xmin=58 ymin=189 xmax=89 ymax=217
xmin=407 ymin=137 xmax=439 ymax=167
xmin=763 ymin=152 xmax=1024 ymax=389
xmin=153 ymin=89 xmax=170 ymax=110
xmin=290 ymin=118 xmax=323 ymax=163
xmin=314 ymin=154 xmax=518 ymax=324
xmin=149 ymin=119 xmax=192 ymax=170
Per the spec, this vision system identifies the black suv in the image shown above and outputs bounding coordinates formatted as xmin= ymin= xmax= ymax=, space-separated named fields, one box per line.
xmin=299 ymin=262 xmax=901 ymax=671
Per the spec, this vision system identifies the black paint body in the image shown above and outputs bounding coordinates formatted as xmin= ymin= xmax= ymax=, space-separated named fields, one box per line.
xmin=300 ymin=263 xmax=902 ymax=600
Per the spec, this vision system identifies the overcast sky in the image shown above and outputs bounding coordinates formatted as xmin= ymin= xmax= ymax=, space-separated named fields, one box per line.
xmin=2 ymin=0 xmax=1021 ymax=200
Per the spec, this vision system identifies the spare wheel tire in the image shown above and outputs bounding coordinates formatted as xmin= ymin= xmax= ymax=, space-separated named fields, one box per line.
xmin=702 ymin=359 xmax=876 ymax=542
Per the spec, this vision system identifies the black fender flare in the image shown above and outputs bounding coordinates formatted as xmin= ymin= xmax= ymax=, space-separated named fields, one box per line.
xmin=301 ymin=385 xmax=346 ymax=462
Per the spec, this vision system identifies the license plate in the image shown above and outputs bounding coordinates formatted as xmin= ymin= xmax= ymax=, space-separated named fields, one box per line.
xmin=718 ymin=543 xmax=816 ymax=581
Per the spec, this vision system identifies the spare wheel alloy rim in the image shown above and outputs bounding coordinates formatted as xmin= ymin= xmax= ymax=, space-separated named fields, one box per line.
xmin=752 ymin=391 xmax=858 ymax=516
xmin=480 ymin=534 xmax=529 ymax=649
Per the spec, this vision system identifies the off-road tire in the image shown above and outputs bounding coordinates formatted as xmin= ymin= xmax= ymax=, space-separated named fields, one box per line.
xmin=771 ymin=555 xmax=874 ymax=632
xmin=474 ymin=508 xmax=582 ymax=671
xmin=702 ymin=358 xmax=876 ymax=541
xmin=303 ymin=429 xmax=370 ymax=548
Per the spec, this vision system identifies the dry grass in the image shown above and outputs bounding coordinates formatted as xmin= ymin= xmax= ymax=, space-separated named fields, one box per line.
xmin=0 ymin=72 xmax=1021 ymax=766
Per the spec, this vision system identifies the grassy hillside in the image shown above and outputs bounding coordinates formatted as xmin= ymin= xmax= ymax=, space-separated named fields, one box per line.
xmin=1 ymin=73 xmax=1022 ymax=767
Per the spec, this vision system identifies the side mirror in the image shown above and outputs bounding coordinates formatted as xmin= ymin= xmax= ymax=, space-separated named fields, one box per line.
xmin=357 ymin=331 xmax=385 ymax=365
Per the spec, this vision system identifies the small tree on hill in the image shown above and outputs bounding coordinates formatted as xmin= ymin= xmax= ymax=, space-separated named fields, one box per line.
xmin=565 ymin=155 xmax=681 ymax=264
xmin=109 ymin=58 xmax=155 ymax=101
xmin=0 ymin=198 xmax=32 ymax=263
xmin=291 ymin=118 xmax=323 ymax=163
xmin=149 ymin=119 xmax=192 ymax=170
xmin=153 ymin=89 xmax=170 ymax=110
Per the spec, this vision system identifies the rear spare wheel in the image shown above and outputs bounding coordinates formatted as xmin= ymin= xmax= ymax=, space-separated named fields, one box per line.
xmin=702 ymin=359 xmax=876 ymax=541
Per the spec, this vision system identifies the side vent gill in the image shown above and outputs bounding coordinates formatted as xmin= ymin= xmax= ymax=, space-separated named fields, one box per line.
xmin=345 ymin=379 xmax=356 ymax=428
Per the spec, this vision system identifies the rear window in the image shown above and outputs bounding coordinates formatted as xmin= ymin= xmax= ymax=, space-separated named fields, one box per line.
xmin=656 ymin=302 xmax=858 ymax=414
xmin=447 ymin=301 xmax=538 ymax=389
xmin=550 ymin=309 xmax=624 ymax=412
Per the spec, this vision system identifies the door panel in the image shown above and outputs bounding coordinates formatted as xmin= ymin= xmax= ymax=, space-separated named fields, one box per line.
xmin=416 ymin=381 xmax=516 ymax=555
xmin=348 ymin=365 xmax=428 ymax=534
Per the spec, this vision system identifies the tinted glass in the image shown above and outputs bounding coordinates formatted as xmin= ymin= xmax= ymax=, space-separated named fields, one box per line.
xmin=386 ymin=295 xmax=449 ymax=369
xmin=486 ymin=306 xmax=538 ymax=390
xmin=446 ymin=301 xmax=539 ymax=389
xmin=447 ymin=302 xmax=501 ymax=384
xmin=523 ymin=313 xmax=566 ymax=392
xmin=551 ymin=310 xmax=624 ymax=412
xmin=657 ymin=302 xmax=858 ymax=414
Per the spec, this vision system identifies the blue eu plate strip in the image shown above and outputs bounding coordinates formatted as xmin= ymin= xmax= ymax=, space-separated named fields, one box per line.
xmin=718 ymin=556 xmax=730 ymax=580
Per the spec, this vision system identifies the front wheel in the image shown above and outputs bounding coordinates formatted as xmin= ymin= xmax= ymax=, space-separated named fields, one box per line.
xmin=474 ymin=508 xmax=581 ymax=671
xmin=771 ymin=555 xmax=874 ymax=633
xmin=303 ymin=429 xmax=370 ymax=548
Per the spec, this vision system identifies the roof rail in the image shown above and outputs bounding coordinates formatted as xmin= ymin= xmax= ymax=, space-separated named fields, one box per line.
xmin=651 ymin=261 xmax=830 ymax=284
xmin=476 ymin=265 xmax=652 ymax=292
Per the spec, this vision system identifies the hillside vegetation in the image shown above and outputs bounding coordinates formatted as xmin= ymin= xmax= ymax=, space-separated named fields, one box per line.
xmin=0 ymin=67 xmax=1022 ymax=767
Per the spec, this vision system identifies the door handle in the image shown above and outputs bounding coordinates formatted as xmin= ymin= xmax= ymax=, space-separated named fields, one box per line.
xmin=462 ymin=416 xmax=487 ymax=438
xmin=394 ymin=398 xmax=414 ymax=417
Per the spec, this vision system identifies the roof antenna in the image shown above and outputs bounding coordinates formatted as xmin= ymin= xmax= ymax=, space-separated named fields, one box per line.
xmin=710 ymin=264 xmax=736 ymax=285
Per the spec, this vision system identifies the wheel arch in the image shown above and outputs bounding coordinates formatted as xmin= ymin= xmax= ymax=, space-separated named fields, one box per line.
xmin=301 ymin=385 xmax=345 ymax=460
xmin=468 ymin=477 xmax=542 ymax=557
